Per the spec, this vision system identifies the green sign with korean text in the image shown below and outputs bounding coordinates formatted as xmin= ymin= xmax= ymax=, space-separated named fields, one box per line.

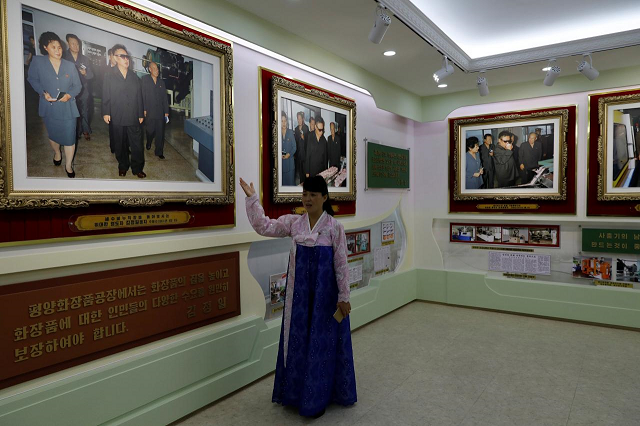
xmin=366 ymin=142 xmax=410 ymax=189
xmin=582 ymin=228 xmax=640 ymax=254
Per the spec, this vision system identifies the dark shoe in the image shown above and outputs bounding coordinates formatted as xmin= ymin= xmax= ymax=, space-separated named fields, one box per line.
xmin=310 ymin=409 xmax=325 ymax=419
xmin=83 ymin=132 xmax=90 ymax=141
xmin=53 ymin=157 xmax=62 ymax=166
xmin=119 ymin=170 xmax=127 ymax=177
xmin=66 ymin=166 xmax=75 ymax=178
xmin=146 ymin=142 xmax=151 ymax=150
xmin=158 ymin=155 xmax=165 ymax=160
xmin=136 ymin=171 xmax=147 ymax=179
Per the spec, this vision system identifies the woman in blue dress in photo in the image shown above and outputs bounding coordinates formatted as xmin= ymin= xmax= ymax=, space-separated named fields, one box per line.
xmin=465 ymin=136 xmax=484 ymax=189
xmin=240 ymin=175 xmax=357 ymax=418
xmin=27 ymin=31 xmax=82 ymax=178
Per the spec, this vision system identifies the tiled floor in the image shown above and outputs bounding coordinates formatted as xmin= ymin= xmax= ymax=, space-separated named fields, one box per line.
xmin=173 ymin=302 xmax=640 ymax=426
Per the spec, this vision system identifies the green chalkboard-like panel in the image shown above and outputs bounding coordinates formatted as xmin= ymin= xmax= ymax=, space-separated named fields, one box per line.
xmin=582 ymin=228 xmax=640 ymax=254
xmin=366 ymin=142 xmax=410 ymax=189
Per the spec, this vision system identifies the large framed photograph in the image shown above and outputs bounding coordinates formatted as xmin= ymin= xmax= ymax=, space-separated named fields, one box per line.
xmin=588 ymin=91 xmax=640 ymax=215
xmin=449 ymin=106 xmax=577 ymax=214
xmin=1 ymin=0 xmax=234 ymax=208
xmin=270 ymin=75 xmax=356 ymax=203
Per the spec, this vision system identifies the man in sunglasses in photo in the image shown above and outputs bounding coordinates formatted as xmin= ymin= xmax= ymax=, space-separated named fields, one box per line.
xmin=304 ymin=115 xmax=328 ymax=179
xmin=102 ymin=44 xmax=146 ymax=178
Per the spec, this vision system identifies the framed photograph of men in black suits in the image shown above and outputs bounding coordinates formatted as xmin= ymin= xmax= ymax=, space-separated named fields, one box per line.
xmin=269 ymin=75 xmax=356 ymax=203
xmin=0 ymin=0 xmax=235 ymax=209
xmin=449 ymin=106 xmax=577 ymax=214
xmin=588 ymin=90 xmax=640 ymax=216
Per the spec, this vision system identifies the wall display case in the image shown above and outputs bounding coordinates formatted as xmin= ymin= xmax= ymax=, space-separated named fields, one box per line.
xmin=449 ymin=106 xmax=577 ymax=214
xmin=0 ymin=0 xmax=236 ymax=244
xmin=258 ymin=67 xmax=356 ymax=217
xmin=588 ymin=89 xmax=640 ymax=216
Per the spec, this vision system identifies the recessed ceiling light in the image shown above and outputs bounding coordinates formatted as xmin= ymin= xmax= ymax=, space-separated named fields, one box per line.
xmin=383 ymin=50 xmax=396 ymax=56
xmin=438 ymin=84 xmax=448 ymax=88
xmin=542 ymin=66 xmax=551 ymax=71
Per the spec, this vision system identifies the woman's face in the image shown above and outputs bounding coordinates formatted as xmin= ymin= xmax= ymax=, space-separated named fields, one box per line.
xmin=302 ymin=190 xmax=327 ymax=216
xmin=469 ymin=143 xmax=479 ymax=154
xmin=44 ymin=40 xmax=62 ymax=60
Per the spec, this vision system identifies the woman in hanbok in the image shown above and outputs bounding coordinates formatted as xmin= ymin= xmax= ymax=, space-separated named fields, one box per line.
xmin=240 ymin=176 xmax=357 ymax=418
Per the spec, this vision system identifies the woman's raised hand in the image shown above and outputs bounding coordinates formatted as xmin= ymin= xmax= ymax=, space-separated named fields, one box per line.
xmin=239 ymin=178 xmax=256 ymax=197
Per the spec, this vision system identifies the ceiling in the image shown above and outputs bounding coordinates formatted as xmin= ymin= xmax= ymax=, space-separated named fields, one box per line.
xmin=223 ymin=0 xmax=640 ymax=97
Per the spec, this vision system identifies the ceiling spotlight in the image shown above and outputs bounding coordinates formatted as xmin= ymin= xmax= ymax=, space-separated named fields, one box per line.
xmin=541 ymin=66 xmax=551 ymax=72
xmin=368 ymin=4 xmax=391 ymax=44
xmin=438 ymin=84 xmax=447 ymax=88
xmin=477 ymin=71 xmax=489 ymax=96
xmin=383 ymin=50 xmax=396 ymax=56
xmin=577 ymin=53 xmax=599 ymax=81
xmin=543 ymin=59 xmax=561 ymax=86
xmin=433 ymin=56 xmax=454 ymax=83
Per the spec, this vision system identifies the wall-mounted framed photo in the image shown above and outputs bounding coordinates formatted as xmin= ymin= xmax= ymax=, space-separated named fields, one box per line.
xmin=1 ymin=0 xmax=234 ymax=209
xmin=588 ymin=89 xmax=640 ymax=216
xmin=270 ymin=75 xmax=356 ymax=203
xmin=449 ymin=222 xmax=560 ymax=248
xmin=449 ymin=106 xmax=577 ymax=214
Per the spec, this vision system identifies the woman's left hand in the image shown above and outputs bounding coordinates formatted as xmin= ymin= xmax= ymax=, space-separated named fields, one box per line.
xmin=59 ymin=94 xmax=71 ymax=103
xmin=337 ymin=301 xmax=351 ymax=318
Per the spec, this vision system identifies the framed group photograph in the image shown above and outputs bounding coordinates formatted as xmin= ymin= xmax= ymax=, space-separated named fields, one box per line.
xmin=270 ymin=75 xmax=356 ymax=203
xmin=588 ymin=89 xmax=640 ymax=216
xmin=449 ymin=106 xmax=577 ymax=214
xmin=1 ymin=0 xmax=234 ymax=208
xmin=346 ymin=229 xmax=370 ymax=257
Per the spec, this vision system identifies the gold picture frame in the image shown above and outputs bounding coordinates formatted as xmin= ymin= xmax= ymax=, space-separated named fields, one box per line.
xmin=452 ymin=108 xmax=569 ymax=201
xmin=270 ymin=75 xmax=356 ymax=203
xmin=0 ymin=0 xmax=234 ymax=209
xmin=596 ymin=93 xmax=640 ymax=201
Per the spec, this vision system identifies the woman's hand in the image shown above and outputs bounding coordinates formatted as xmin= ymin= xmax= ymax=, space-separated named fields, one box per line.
xmin=337 ymin=301 xmax=351 ymax=318
xmin=239 ymin=178 xmax=256 ymax=197
xmin=59 ymin=94 xmax=71 ymax=103
xmin=43 ymin=91 xmax=56 ymax=102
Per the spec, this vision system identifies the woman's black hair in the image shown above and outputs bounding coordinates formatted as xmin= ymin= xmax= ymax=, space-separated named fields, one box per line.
xmin=466 ymin=136 xmax=479 ymax=152
xmin=302 ymin=176 xmax=334 ymax=216
xmin=38 ymin=31 xmax=61 ymax=55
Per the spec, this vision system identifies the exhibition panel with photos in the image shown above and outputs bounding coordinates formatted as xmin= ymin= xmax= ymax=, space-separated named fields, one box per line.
xmin=422 ymin=89 xmax=640 ymax=294
xmin=0 ymin=0 xmax=235 ymax=244
xmin=248 ymin=208 xmax=407 ymax=321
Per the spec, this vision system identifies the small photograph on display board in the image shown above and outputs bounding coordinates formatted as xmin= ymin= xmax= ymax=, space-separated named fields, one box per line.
xmin=346 ymin=230 xmax=371 ymax=257
xmin=451 ymin=225 xmax=475 ymax=241
xmin=616 ymin=259 xmax=640 ymax=283
xmin=269 ymin=272 xmax=287 ymax=305
xmin=529 ymin=227 xmax=558 ymax=246
xmin=502 ymin=227 xmax=529 ymax=244
xmin=572 ymin=256 xmax=613 ymax=280
xmin=382 ymin=221 xmax=395 ymax=245
xmin=475 ymin=226 xmax=501 ymax=243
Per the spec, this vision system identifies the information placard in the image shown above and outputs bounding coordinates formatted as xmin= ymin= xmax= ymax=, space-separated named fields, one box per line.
xmin=489 ymin=252 xmax=551 ymax=275
xmin=366 ymin=141 xmax=410 ymax=189
xmin=582 ymin=228 xmax=640 ymax=254
xmin=0 ymin=253 xmax=240 ymax=389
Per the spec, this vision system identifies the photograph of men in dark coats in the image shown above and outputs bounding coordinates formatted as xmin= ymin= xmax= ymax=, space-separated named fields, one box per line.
xmin=305 ymin=116 xmax=328 ymax=178
xmin=493 ymin=131 xmax=517 ymax=187
xmin=519 ymin=132 xmax=543 ymax=183
xmin=328 ymin=122 xmax=341 ymax=168
xmin=479 ymin=133 xmax=495 ymax=188
xmin=102 ymin=44 xmax=146 ymax=178
xmin=294 ymin=112 xmax=309 ymax=183
xmin=63 ymin=34 xmax=93 ymax=141
xmin=142 ymin=61 xmax=169 ymax=159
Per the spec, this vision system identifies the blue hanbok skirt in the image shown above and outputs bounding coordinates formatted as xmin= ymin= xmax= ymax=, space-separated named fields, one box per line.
xmin=272 ymin=245 xmax=357 ymax=416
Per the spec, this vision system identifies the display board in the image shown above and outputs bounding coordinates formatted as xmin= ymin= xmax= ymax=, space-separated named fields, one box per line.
xmin=0 ymin=252 xmax=240 ymax=389
xmin=366 ymin=140 xmax=410 ymax=189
